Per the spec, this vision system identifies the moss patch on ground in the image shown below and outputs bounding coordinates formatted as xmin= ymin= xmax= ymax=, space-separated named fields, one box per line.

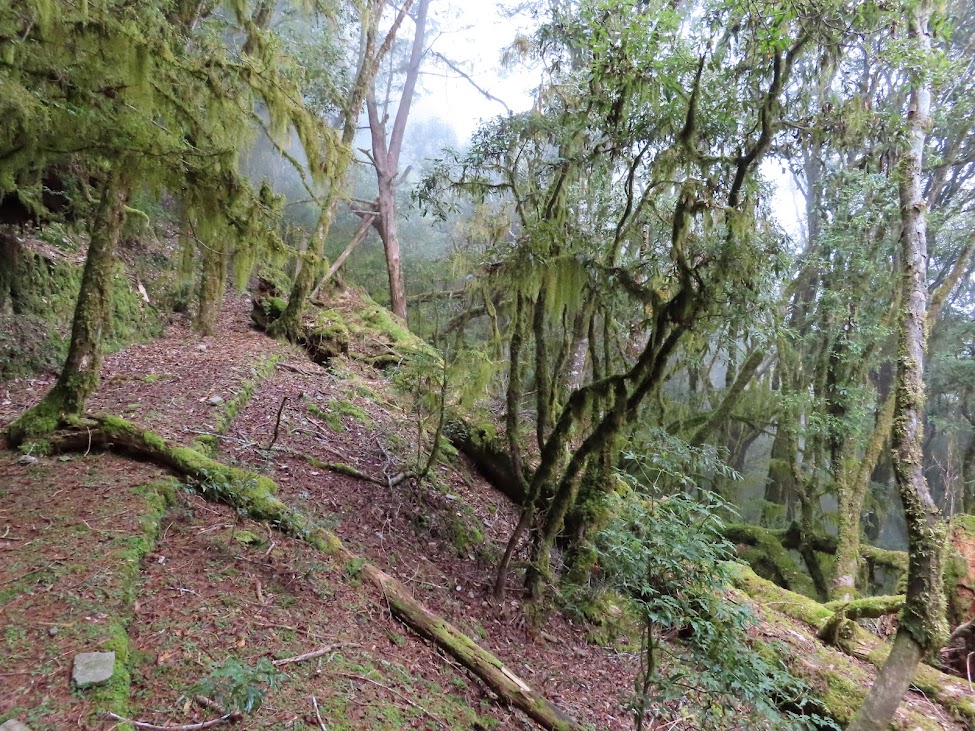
xmin=0 ymin=453 xmax=173 ymax=729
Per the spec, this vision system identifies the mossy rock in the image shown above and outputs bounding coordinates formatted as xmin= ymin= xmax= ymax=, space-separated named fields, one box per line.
xmin=251 ymin=295 xmax=287 ymax=331
xmin=304 ymin=309 xmax=350 ymax=363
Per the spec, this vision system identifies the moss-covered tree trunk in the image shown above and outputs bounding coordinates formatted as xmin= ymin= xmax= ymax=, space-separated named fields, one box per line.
xmin=831 ymin=391 xmax=896 ymax=601
xmin=762 ymin=400 xmax=799 ymax=526
xmin=7 ymin=174 xmax=129 ymax=445
xmin=196 ymin=239 xmax=227 ymax=335
xmin=848 ymin=4 xmax=948 ymax=727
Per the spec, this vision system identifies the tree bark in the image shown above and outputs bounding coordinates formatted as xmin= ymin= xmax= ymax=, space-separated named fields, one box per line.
xmin=6 ymin=173 xmax=130 ymax=445
xmin=365 ymin=0 xmax=431 ymax=323
xmin=849 ymin=3 xmax=949 ymax=728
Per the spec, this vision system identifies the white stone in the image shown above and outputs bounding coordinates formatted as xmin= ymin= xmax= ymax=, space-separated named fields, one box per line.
xmin=72 ymin=651 xmax=115 ymax=688
xmin=1 ymin=720 xmax=34 ymax=731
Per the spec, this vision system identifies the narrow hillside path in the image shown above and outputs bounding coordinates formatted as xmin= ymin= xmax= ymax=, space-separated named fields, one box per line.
xmin=4 ymin=294 xmax=963 ymax=730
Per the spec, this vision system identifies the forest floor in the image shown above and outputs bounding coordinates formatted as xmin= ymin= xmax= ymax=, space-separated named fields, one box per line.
xmin=0 ymin=292 xmax=969 ymax=731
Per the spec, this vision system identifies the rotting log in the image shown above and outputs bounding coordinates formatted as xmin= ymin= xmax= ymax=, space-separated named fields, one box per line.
xmin=44 ymin=414 xmax=584 ymax=731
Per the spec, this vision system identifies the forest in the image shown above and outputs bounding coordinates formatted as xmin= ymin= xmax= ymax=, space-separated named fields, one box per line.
xmin=2 ymin=0 xmax=975 ymax=729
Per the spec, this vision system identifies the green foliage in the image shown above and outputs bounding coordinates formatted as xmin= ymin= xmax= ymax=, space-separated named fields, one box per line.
xmin=595 ymin=459 xmax=835 ymax=730
xmin=192 ymin=657 xmax=283 ymax=716
xmin=392 ymin=347 xmax=449 ymax=481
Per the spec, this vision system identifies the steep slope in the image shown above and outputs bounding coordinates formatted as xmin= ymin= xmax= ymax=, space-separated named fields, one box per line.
xmin=0 ymin=291 xmax=971 ymax=731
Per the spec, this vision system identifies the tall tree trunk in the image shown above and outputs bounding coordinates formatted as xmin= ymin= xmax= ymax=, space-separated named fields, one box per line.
xmin=366 ymin=0 xmax=431 ymax=323
xmin=849 ymin=3 xmax=948 ymax=727
xmin=762 ymin=366 xmax=799 ymax=526
xmin=7 ymin=173 xmax=130 ymax=445
xmin=275 ymin=0 xmax=415 ymax=339
xmin=196 ymin=237 xmax=227 ymax=335
xmin=831 ymin=391 xmax=896 ymax=600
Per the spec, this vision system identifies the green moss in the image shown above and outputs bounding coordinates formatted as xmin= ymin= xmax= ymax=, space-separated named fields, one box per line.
xmin=304 ymin=308 xmax=351 ymax=361
xmin=83 ymin=480 xmax=171 ymax=730
xmin=724 ymin=524 xmax=819 ymax=598
xmin=860 ymin=544 xmax=908 ymax=573
xmin=232 ymin=529 xmax=265 ymax=546
xmin=308 ymin=398 xmax=372 ymax=433
xmin=308 ymin=402 xmax=343 ymax=431
xmin=86 ymin=623 xmax=133 ymax=726
xmin=443 ymin=509 xmax=484 ymax=557
xmin=335 ymin=400 xmax=371 ymax=428
xmin=6 ymin=390 xmax=68 ymax=446
xmin=729 ymin=563 xmax=832 ymax=627
xmin=213 ymin=354 xmax=279 ymax=435
xmin=1 ymin=233 xmax=162 ymax=379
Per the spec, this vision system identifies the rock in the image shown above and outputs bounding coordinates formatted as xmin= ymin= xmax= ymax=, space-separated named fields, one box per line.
xmin=48 ymin=626 xmax=58 ymax=637
xmin=72 ymin=651 xmax=115 ymax=688
xmin=0 ymin=720 xmax=33 ymax=731
xmin=16 ymin=455 xmax=38 ymax=466
xmin=196 ymin=343 xmax=208 ymax=351
xmin=206 ymin=395 xmax=224 ymax=406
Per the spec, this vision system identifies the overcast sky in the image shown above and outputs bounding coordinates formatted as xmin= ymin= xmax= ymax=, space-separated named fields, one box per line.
xmin=403 ymin=1 xmax=804 ymax=239
xmin=411 ymin=2 xmax=537 ymax=141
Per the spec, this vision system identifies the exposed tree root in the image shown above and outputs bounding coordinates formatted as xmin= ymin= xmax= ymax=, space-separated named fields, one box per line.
xmin=46 ymin=414 xmax=584 ymax=731
xmin=818 ymin=596 xmax=904 ymax=650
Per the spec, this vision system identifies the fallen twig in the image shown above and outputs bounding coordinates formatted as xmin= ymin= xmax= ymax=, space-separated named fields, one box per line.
xmin=311 ymin=695 xmax=328 ymax=730
xmin=102 ymin=712 xmax=233 ymax=730
xmin=184 ymin=429 xmax=257 ymax=447
xmin=266 ymin=396 xmax=289 ymax=450
xmin=273 ymin=444 xmax=386 ymax=485
xmin=272 ymin=643 xmax=344 ymax=667
xmin=374 ymin=436 xmax=412 ymax=489
xmin=276 ymin=362 xmax=321 ymax=377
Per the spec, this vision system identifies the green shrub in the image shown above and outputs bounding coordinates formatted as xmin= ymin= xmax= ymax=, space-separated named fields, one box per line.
xmin=192 ymin=657 xmax=282 ymax=715
xmin=595 ymin=465 xmax=836 ymax=731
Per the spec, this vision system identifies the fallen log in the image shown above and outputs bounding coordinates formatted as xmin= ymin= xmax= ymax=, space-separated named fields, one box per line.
xmin=46 ymin=414 xmax=583 ymax=731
